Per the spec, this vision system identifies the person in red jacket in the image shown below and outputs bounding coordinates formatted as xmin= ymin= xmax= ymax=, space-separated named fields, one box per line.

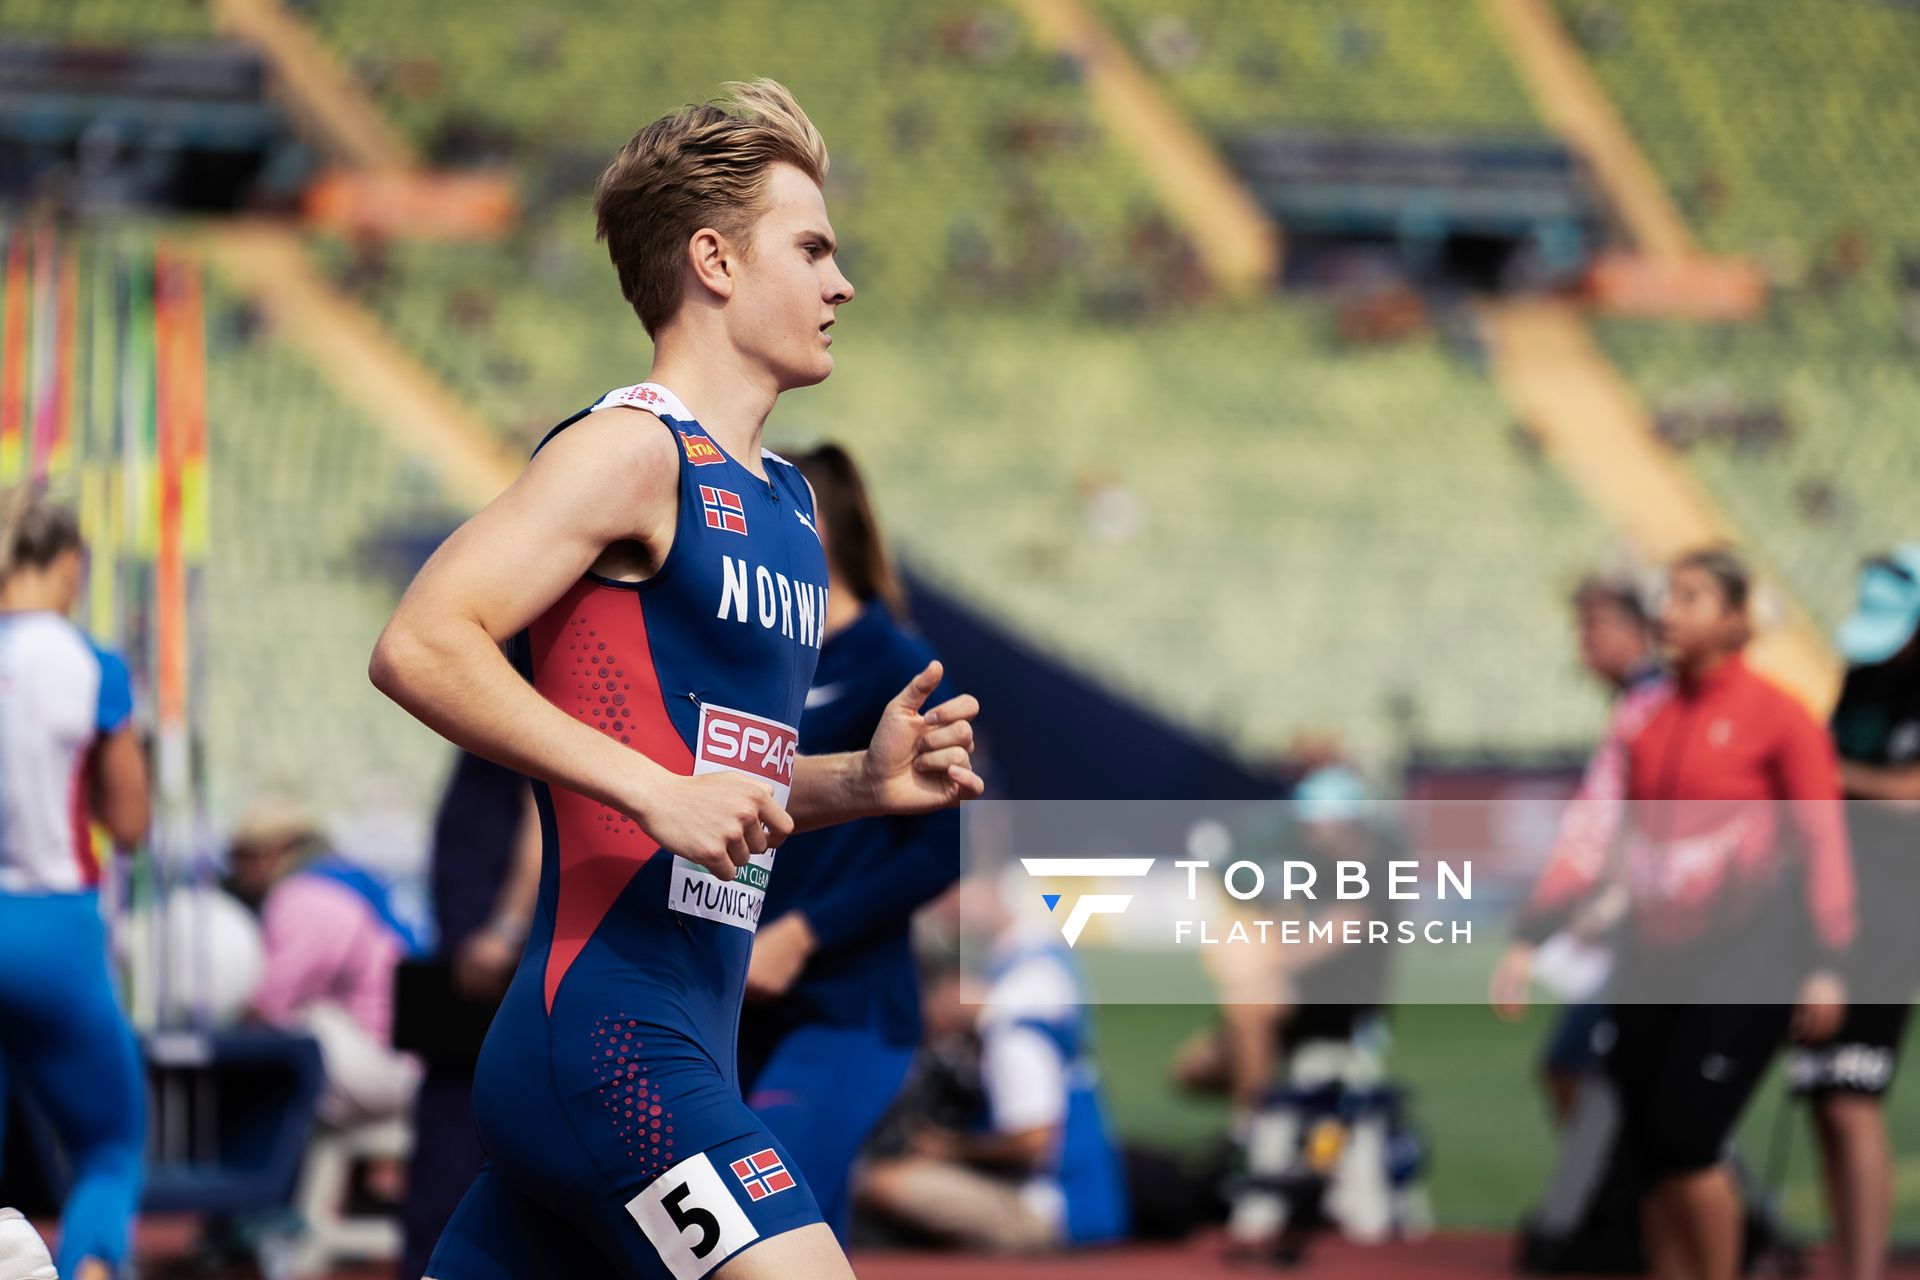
xmin=1494 ymin=546 xmax=1853 ymax=1280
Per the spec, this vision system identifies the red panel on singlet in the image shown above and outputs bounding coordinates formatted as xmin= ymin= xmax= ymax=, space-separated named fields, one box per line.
xmin=527 ymin=579 xmax=693 ymax=1013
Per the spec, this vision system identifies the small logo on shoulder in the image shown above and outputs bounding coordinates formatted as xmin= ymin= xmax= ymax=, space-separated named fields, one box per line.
xmin=681 ymin=432 xmax=726 ymax=467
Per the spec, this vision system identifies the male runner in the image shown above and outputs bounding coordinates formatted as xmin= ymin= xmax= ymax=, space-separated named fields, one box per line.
xmin=370 ymin=80 xmax=983 ymax=1280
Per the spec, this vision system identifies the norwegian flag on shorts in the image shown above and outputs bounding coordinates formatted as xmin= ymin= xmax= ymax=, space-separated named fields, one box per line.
xmin=730 ymin=1148 xmax=796 ymax=1201
xmin=700 ymin=485 xmax=748 ymax=535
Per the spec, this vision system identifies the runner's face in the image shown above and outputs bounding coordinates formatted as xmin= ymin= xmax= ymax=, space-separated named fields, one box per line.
xmin=1658 ymin=567 xmax=1744 ymax=663
xmin=732 ymin=163 xmax=853 ymax=391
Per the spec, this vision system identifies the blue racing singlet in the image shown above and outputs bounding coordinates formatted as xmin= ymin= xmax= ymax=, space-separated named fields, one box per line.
xmin=518 ymin=381 xmax=827 ymax=1025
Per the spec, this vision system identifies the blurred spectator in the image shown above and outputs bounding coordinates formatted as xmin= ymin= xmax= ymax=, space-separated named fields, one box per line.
xmin=222 ymin=796 xmax=326 ymax=916
xmin=859 ymin=918 xmax=1130 ymax=1253
xmin=1568 ymin=2 xmax=1626 ymax=54
xmin=399 ymin=751 xmax=538 ymax=1280
xmin=737 ymin=444 xmax=962 ymax=1246
xmin=1789 ymin=546 xmax=1920 ymax=1280
xmin=1331 ymin=17 xmax=1380 ymax=66
xmin=1897 ymin=252 xmax=1920 ymax=345
xmin=1169 ymin=766 xmax=1396 ymax=1119
xmin=1532 ymin=572 xmax=1661 ymax=1124
xmin=334 ymin=230 xmax=391 ymax=299
xmin=1077 ymin=470 xmax=1144 ymax=543
xmin=244 ymin=804 xmax=425 ymax=1130
xmin=1139 ymin=15 xmax=1203 ymax=72
xmin=0 ymin=486 xmax=149 ymax=1280
xmin=936 ymin=11 xmax=1018 ymax=64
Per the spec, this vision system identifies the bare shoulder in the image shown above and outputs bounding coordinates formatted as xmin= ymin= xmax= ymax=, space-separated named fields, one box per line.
xmin=519 ymin=407 xmax=679 ymax=513
xmin=534 ymin=406 xmax=679 ymax=478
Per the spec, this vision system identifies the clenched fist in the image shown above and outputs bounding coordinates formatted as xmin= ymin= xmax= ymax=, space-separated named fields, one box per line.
xmin=637 ymin=771 xmax=794 ymax=879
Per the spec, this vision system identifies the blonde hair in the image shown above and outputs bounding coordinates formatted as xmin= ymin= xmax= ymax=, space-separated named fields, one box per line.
xmin=594 ymin=78 xmax=830 ymax=335
xmin=0 ymin=483 xmax=81 ymax=583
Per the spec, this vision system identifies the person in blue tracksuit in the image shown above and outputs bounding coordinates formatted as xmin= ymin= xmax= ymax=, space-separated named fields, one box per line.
xmin=737 ymin=442 xmax=961 ymax=1244
xmin=0 ymin=488 xmax=150 ymax=1280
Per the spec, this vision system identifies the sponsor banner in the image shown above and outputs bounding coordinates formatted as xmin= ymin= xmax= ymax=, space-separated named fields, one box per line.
xmin=1584 ymin=251 xmax=1766 ymax=320
xmin=303 ymin=168 xmax=517 ymax=240
xmin=961 ymin=800 xmax=1903 ymax=1007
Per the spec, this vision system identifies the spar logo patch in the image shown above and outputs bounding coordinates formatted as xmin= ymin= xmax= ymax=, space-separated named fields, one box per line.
xmin=700 ymin=485 xmax=748 ymax=535
xmin=697 ymin=705 xmax=795 ymax=792
xmin=681 ymin=432 xmax=726 ymax=467
xmin=730 ymin=1149 xmax=796 ymax=1201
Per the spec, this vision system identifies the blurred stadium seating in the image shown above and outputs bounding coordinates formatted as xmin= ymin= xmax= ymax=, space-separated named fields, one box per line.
xmin=202 ymin=281 xmax=459 ymax=825
xmin=301 ymin=0 xmax=1168 ymax=315
xmin=0 ymin=0 xmax=211 ymax=41
xmin=1561 ymin=0 xmax=1920 ymax=628
xmin=292 ymin=0 xmax=1612 ymax=764
xmin=1091 ymin=0 xmax=1547 ymax=138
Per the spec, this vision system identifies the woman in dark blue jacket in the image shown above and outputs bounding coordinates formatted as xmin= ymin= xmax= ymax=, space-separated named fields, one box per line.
xmin=737 ymin=443 xmax=961 ymax=1244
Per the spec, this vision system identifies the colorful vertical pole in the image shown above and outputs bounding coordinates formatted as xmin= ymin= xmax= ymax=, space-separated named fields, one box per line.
xmin=0 ymin=229 xmax=26 ymax=484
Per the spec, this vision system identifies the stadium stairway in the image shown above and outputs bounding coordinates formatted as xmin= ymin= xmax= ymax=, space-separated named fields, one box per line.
xmin=198 ymin=223 xmax=516 ymax=510
xmin=1478 ymin=297 xmax=1840 ymax=710
xmin=1480 ymin=0 xmax=1694 ymax=262
xmin=1472 ymin=0 xmax=1838 ymax=709
xmin=1006 ymin=0 xmax=1282 ymax=293
xmin=211 ymin=0 xmax=415 ymax=169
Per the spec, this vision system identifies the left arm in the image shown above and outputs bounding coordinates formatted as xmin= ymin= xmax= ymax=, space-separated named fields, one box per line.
xmin=86 ymin=648 xmax=149 ymax=847
xmin=1778 ymin=710 xmax=1855 ymax=1042
xmin=802 ymin=808 xmax=960 ymax=953
xmin=787 ymin=661 xmax=982 ymax=831
xmin=913 ymin=1123 xmax=1054 ymax=1173
xmin=454 ymin=786 xmax=542 ymax=1000
xmin=89 ymin=727 xmax=150 ymax=848
xmin=1840 ymin=759 xmax=1920 ymax=807
xmin=747 ymin=807 xmax=958 ymax=998
xmin=1780 ymin=714 xmax=1856 ymax=960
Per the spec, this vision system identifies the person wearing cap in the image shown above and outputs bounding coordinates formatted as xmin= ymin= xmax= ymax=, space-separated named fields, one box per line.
xmin=240 ymin=803 xmax=427 ymax=1131
xmin=221 ymin=797 xmax=327 ymax=916
xmin=1789 ymin=544 xmax=1920 ymax=1280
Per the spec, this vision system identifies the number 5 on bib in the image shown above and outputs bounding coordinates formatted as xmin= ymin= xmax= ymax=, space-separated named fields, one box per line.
xmin=627 ymin=1152 xmax=760 ymax=1280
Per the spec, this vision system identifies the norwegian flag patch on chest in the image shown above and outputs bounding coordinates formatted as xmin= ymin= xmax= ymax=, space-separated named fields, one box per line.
xmin=699 ymin=485 xmax=748 ymax=535
xmin=730 ymin=1148 xmax=796 ymax=1201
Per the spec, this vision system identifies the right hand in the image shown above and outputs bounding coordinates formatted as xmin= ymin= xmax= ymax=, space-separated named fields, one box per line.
xmin=1490 ymin=942 xmax=1536 ymax=1021
xmin=635 ymin=771 xmax=793 ymax=880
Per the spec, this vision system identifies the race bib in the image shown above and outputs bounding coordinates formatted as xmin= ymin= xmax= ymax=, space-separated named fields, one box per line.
xmin=627 ymin=1151 xmax=759 ymax=1280
xmin=668 ymin=703 xmax=796 ymax=932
